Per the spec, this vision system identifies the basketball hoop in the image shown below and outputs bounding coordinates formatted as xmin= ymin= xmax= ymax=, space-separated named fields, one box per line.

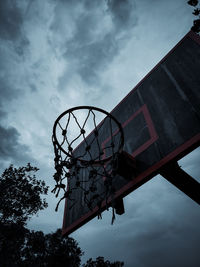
xmin=52 ymin=106 xmax=126 ymax=223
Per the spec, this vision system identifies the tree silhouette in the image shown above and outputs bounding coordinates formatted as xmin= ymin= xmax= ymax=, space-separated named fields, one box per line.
xmin=44 ymin=229 xmax=83 ymax=267
xmin=0 ymin=225 xmax=83 ymax=266
xmin=0 ymin=164 xmax=123 ymax=266
xmin=188 ymin=0 xmax=198 ymax=6
xmin=188 ymin=0 xmax=200 ymax=33
xmin=21 ymin=229 xmax=83 ymax=266
xmin=0 ymin=164 xmax=83 ymax=266
xmin=83 ymin=256 xmax=124 ymax=267
xmin=0 ymin=222 xmax=28 ymax=266
xmin=0 ymin=163 xmax=48 ymax=225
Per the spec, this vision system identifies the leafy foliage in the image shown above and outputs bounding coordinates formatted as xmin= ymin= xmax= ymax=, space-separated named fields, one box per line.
xmin=83 ymin=256 xmax=124 ymax=267
xmin=188 ymin=0 xmax=198 ymax=6
xmin=21 ymin=229 xmax=83 ymax=266
xmin=0 ymin=222 xmax=28 ymax=266
xmin=0 ymin=225 xmax=83 ymax=267
xmin=0 ymin=164 xmax=122 ymax=266
xmin=44 ymin=229 xmax=83 ymax=267
xmin=191 ymin=19 xmax=200 ymax=32
xmin=188 ymin=0 xmax=200 ymax=33
xmin=0 ymin=163 xmax=48 ymax=225
xmin=192 ymin=8 xmax=200 ymax=15
xmin=0 ymin=164 xmax=83 ymax=266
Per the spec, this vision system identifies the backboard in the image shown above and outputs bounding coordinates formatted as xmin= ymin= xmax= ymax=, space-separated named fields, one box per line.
xmin=61 ymin=31 xmax=200 ymax=236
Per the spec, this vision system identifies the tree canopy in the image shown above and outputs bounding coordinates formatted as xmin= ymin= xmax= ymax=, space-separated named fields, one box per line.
xmin=188 ymin=0 xmax=200 ymax=33
xmin=0 ymin=164 xmax=83 ymax=266
xmin=20 ymin=229 xmax=83 ymax=266
xmin=83 ymin=256 xmax=124 ymax=267
xmin=0 ymin=164 xmax=48 ymax=225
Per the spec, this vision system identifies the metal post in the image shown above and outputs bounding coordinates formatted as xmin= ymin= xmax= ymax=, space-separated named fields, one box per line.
xmin=160 ymin=161 xmax=200 ymax=205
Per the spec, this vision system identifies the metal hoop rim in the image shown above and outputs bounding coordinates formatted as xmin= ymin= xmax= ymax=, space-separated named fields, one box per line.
xmin=52 ymin=105 xmax=124 ymax=164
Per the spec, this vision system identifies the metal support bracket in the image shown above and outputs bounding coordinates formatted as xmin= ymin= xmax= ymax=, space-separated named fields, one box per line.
xmin=116 ymin=151 xmax=137 ymax=180
xmin=114 ymin=198 xmax=125 ymax=215
xmin=160 ymin=161 xmax=200 ymax=205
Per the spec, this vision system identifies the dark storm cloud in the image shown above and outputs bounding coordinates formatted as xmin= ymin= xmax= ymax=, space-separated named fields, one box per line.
xmin=129 ymin=209 xmax=200 ymax=266
xmin=0 ymin=52 xmax=22 ymax=111
xmin=64 ymin=33 xmax=118 ymax=85
xmin=0 ymin=0 xmax=23 ymax=41
xmin=106 ymin=0 xmax=134 ymax=29
xmin=0 ymin=124 xmax=33 ymax=167
xmin=0 ymin=110 xmax=6 ymax=120
xmin=51 ymin=0 xmax=137 ymax=87
xmin=79 ymin=175 xmax=200 ymax=266
xmin=179 ymin=147 xmax=200 ymax=181
xmin=86 ymin=201 xmax=200 ymax=267
xmin=0 ymin=73 xmax=21 ymax=104
xmin=0 ymin=0 xmax=30 ymax=107
xmin=0 ymin=63 xmax=34 ymax=168
xmin=125 ymin=210 xmax=200 ymax=267
xmin=29 ymin=83 xmax=37 ymax=92
xmin=0 ymin=17 xmax=32 ymax=168
xmin=0 ymin=0 xmax=29 ymax=56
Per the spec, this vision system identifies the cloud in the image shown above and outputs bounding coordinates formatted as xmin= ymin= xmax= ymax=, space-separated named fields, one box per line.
xmin=0 ymin=110 xmax=6 ymax=120
xmin=64 ymin=33 xmax=118 ymax=85
xmin=0 ymin=124 xmax=33 ymax=169
xmin=0 ymin=50 xmax=23 ymax=118
xmin=74 ymin=173 xmax=200 ymax=266
xmin=0 ymin=69 xmax=21 ymax=105
xmin=0 ymin=0 xmax=23 ymax=41
xmin=50 ymin=0 xmax=137 ymax=87
xmin=0 ymin=1 xmax=199 ymax=266
xmin=179 ymin=147 xmax=200 ymax=181
xmin=0 ymin=0 xmax=30 ymax=56
xmin=106 ymin=0 xmax=134 ymax=30
xmin=0 ymin=1 xmax=37 ymax=170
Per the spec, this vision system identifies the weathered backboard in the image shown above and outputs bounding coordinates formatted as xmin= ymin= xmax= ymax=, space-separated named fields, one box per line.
xmin=62 ymin=31 xmax=200 ymax=236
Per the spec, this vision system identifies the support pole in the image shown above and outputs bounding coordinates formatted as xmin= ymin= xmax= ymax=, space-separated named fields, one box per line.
xmin=160 ymin=161 xmax=200 ymax=205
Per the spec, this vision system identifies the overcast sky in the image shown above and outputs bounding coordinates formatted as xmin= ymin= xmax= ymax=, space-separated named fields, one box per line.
xmin=0 ymin=0 xmax=200 ymax=266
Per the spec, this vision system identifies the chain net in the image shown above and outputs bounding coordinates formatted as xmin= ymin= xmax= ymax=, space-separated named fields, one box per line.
xmin=52 ymin=107 xmax=124 ymax=223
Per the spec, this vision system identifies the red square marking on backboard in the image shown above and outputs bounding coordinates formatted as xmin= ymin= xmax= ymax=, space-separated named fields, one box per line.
xmin=102 ymin=104 xmax=158 ymax=158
